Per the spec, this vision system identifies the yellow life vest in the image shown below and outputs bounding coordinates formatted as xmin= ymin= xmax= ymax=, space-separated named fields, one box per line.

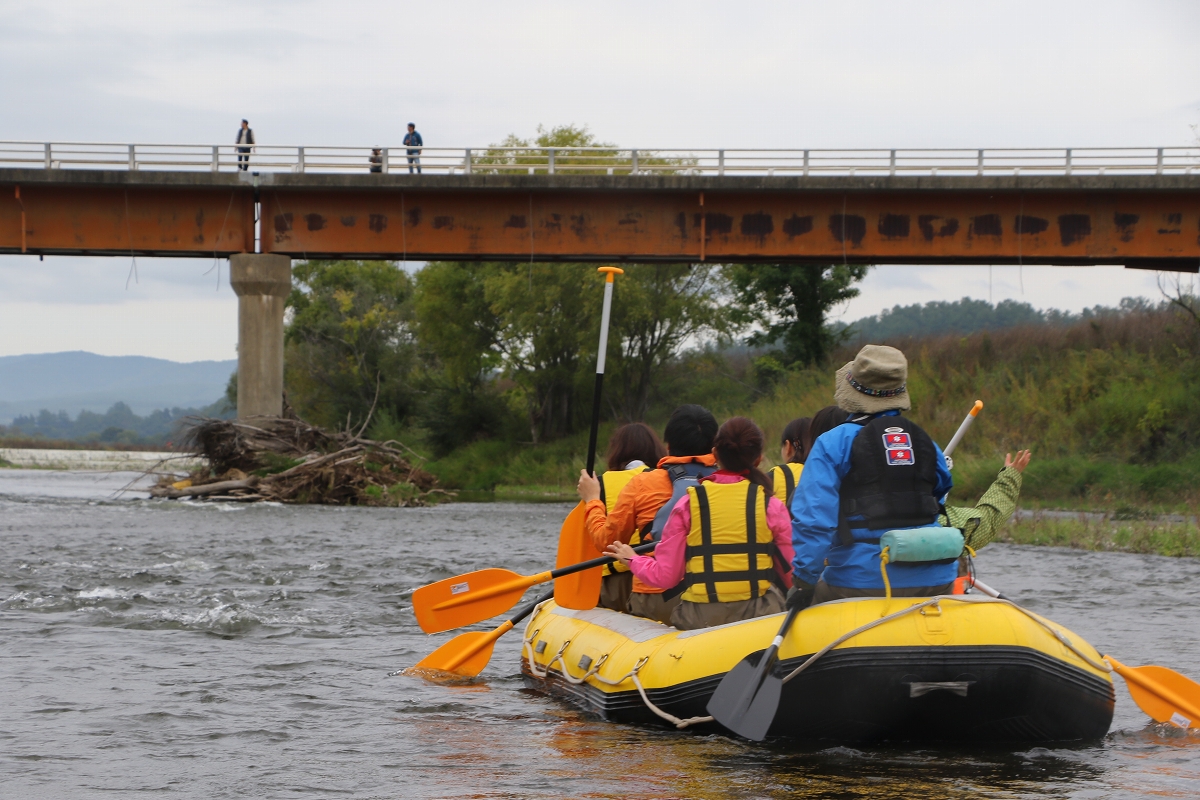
xmin=680 ymin=480 xmax=777 ymax=604
xmin=769 ymin=462 xmax=803 ymax=518
xmin=599 ymin=465 xmax=650 ymax=575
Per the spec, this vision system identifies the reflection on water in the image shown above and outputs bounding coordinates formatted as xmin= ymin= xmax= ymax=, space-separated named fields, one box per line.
xmin=0 ymin=484 xmax=1196 ymax=798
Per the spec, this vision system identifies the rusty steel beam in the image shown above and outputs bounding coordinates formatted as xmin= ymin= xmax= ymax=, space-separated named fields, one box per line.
xmin=2 ymin=175 xmax=254 ymax=257
xmin=3 ymin=169 xmax=1199 ymax=270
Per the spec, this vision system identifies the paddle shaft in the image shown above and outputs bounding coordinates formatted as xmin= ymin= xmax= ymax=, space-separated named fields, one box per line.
xmin=431 ymin=541 xmax=657 ymax=612
xmin=585 ymin=269 xmax=621 ymax=476
xmin=552 ymin=540 xmax=655 ymax=579
xmin=758 ymin=605 xmax=802 ymax=676
xmin=968 ymin=577 xmax=1009 ymax=601
xmin=943 ymin=399 xmax=984 ymax=458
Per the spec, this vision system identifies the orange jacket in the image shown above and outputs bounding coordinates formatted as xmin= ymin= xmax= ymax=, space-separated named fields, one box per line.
xmin=585 ymin=453 xmax=719 ymax=594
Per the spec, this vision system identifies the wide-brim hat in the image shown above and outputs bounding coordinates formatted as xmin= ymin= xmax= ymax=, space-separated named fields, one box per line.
xmin=833 ymin=344 xmax=911 ymax=414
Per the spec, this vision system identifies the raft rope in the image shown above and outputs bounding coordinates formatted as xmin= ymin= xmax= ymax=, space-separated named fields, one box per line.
xmin=522 ymin=593 xmax=1112 ymax=731
xmin=521 ymin=600 xmax=714 ymax=729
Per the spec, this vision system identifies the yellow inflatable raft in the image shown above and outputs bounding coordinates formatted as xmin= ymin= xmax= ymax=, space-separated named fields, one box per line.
xmin=521 ymin=594 xmax=1114 ymax=742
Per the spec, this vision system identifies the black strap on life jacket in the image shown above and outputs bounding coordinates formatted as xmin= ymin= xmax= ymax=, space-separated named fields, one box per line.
xmin=837 ymin=415 xmax=941 ymax=547
xmin=664 ymin=483 xmax=781 ymax=602
xmin=642 ymin=462 xmax=717 ymax=543
xmin=780 ymin=464 xmax=797 ymax=517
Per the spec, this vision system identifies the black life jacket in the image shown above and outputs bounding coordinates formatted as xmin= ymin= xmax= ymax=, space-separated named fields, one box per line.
xmin=837 ymin=415 xmax=941 ymax=547
xmin=642 ymin=461 xmax=718 ymax=543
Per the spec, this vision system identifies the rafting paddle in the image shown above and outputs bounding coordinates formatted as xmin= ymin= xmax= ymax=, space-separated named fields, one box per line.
xmin=412 ymin=541 xmax=656 ymax=634
xmin=410 ymin=588 xmax=556 ymax=677
xmin=1105 ymin=656 xmax=1200 ymax=730
xmin=706 ymin=605 xmax=803 ymax=741
xmin=553 ymin=266 xmax=624 ymax=611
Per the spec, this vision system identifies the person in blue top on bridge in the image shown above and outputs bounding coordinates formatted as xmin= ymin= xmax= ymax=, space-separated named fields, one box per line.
xmin=404 ymin=123 xmax=423 ymax=174
xmin=788 ymin=344 xmax=955 ymax=610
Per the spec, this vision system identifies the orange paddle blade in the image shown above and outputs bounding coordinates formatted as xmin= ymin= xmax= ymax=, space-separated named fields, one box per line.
xmin=414 ymin=621 xmax=514 ymax=677
xmin=412 ymin=568 xmax=547 ymax=634
xmin=1106 ymin=656 xmax=1200 ymax=728
xmin=553 ymin=501 xmax=603 ymax=610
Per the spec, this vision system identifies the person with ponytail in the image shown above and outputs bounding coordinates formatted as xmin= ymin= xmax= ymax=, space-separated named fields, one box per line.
xmin=769 ymin=417 xmax=809 ymax=516
xmin=606 ymin=417 xmax=793 ymax=630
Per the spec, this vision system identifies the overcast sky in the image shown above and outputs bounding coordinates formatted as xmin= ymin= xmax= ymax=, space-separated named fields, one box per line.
xmin=2 ymin=0 xmax=1197 ymax=362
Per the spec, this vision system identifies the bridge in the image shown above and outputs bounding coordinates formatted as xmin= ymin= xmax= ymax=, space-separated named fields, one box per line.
xmin=4 ymin=141 xmax=1198 ymax=417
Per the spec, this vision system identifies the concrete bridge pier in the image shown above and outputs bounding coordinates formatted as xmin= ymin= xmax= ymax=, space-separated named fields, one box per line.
xmin=229 ymin=254 xmax=292 ymax=418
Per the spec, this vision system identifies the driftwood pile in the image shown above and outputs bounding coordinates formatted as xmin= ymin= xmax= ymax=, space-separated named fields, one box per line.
xmin=151 ymin=416 xmax=452 ymax=506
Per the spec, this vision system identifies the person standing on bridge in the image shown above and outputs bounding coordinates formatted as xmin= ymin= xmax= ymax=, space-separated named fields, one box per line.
xmin=403 ymin=123 xmax=423 ymax=174
xmin=236 ymin=119 xmax=255 ymax=171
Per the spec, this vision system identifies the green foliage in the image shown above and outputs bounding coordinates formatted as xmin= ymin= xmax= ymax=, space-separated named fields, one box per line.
xmin=222 ymin=372 xmax=237 ymax=414
xmin=606 ymin=265 xmax=733 ymax=420
xmin=412 ymin=260 xmax=733 ymax=449
xmin=250 ymin=452 xmax=304 ymax=478
xmin=475 ymin=124 xmax=692 ymax=174
xmin=485 ymin=264 xmax=600 ymax=442
xmin=412 ymin=263 xmax=516 ymax=454
xmin=423 ymin=424 xmax=611 ymax=491
xmin=726 ymin=264 xmax=871 ymax=366
xmin=285 ymin=259 xmax=416 ymax=432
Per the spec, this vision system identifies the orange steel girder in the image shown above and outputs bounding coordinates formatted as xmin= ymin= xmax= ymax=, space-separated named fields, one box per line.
xmin=2 ymin=184 xmax=253 ymax=256
xmin=2 ymin=174 xmax=1199 ymax=268
xmin=262 ymin=188 xmax=1200 ymax=266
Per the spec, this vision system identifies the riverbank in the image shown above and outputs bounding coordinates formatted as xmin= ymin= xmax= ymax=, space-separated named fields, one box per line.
xmin=1002 ymin=512 xmax=1200 ymax=557
xmin=0 ymin=448 xmax=201 ymax=471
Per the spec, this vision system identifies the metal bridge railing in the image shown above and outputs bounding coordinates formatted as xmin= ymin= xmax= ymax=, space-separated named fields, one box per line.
xmin=1 ymin=142 xmax=1198 ymax=177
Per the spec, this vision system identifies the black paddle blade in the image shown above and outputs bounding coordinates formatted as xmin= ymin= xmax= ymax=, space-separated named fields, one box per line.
xmin=706 ymin=648 xmax=783 ymax=741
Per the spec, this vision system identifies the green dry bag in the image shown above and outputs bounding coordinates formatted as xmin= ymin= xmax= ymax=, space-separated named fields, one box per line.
xmin=879 ymin=526 xmax=964 ymax=563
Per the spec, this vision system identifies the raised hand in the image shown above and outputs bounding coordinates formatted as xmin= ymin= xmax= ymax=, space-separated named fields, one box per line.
xmin=1005 ymin=449 xmax=1032 ymax=472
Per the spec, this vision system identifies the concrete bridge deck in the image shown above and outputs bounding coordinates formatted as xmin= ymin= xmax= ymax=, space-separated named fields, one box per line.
xmin=3 ymin=167 xmax=1199 ymax=269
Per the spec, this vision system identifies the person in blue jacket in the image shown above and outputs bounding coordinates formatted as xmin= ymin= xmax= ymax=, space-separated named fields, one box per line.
xmin=788 ymin=345 xmax=954 ymax=609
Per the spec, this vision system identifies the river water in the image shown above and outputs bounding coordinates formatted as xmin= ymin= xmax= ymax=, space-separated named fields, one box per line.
xmin=2 ymin=470 xmax=1198 ymax=799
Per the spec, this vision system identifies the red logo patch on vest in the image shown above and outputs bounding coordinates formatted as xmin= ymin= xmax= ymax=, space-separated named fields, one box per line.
xmin=882 ymin=428 xmax=914 ymax=466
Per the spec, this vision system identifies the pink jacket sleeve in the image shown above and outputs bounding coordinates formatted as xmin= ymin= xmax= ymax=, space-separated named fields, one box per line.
xmin=627 ymin=495 xmax=690 ymax=589
xmin=765 ymin=496 xmax=795 ymax=588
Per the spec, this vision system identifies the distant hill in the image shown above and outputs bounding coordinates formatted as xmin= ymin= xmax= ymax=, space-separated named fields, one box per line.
xmin=832 ymin=296 xmax=1162 ymax=344
xmin=0 ymin=351 xmax=236 ymax=424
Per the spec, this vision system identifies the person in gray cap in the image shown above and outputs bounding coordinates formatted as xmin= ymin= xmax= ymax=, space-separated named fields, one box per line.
xmin=787 ymin=344 xmax=955 ymax=608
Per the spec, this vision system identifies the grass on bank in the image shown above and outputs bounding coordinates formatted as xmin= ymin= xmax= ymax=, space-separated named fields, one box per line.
xmin=1000 ymin=513 xmax=1200 ymax=558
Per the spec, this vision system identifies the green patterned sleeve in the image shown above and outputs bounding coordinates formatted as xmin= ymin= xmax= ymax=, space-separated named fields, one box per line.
xmin=941 ymin=466 xmax=1023 ymax=550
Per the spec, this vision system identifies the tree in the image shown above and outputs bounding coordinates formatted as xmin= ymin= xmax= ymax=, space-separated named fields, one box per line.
xmin=476 ymin=124 xmax=693 ymax=175
xmin=606 ymin=265 xmax=732 ymax=420
xmin=726 ymin=264 xmax=871 ymax=366
xmin=412 ymin=263 xmax=511 ymax=454
xmin=284 ymin=260 xmax=416 ymax=431
xmin=483 ymin=264 xmax=600 ymax=442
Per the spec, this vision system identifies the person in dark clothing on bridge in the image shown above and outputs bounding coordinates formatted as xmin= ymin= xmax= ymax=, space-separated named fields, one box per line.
xmin=369 ymin=148 xmax=384 ymax=173
xmin=403 ymin=123 xmax=423 ymax=174
xmin=236 ymin=120 xmax=255 ymax=171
